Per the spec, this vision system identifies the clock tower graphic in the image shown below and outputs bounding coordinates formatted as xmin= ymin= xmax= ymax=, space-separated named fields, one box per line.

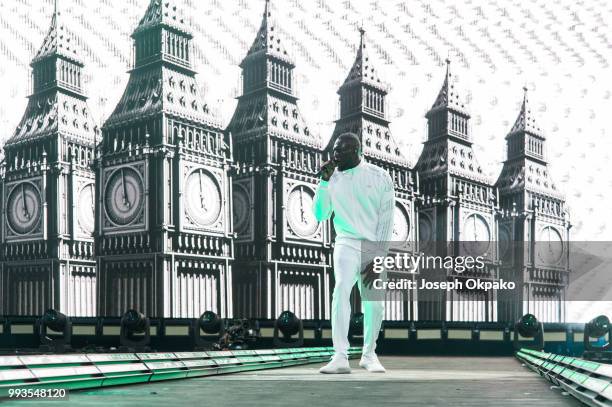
xmin=415 ymin=60 xmax=501 ymax=321
xmin=495 ymin=88 xmax=570 ymax=322
xmin=325 ymin=29 xmax=419 ymax=321
xmin=96 ymin=0 xmax=233 ymax=317
xmin=0 ymin=5 xmax=98 ymax=316
xmin=227 ymin=0 xmax=326 ymax=319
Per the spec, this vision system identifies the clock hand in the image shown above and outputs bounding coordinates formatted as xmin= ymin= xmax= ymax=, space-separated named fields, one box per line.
xmin=121 ymin=169 xmax=131 ymax=209
xmin=547 ymin=228 xmax=554 ymax=255
xmin=198 ymin=170 xmax=207 ymax=212
xmin=21 ymin=184 xmax=30 ymax=220
xmin=298 ymin=188 xmax=306 ymax=223
xmin=89 ymin=188 xmax=95 ymax=217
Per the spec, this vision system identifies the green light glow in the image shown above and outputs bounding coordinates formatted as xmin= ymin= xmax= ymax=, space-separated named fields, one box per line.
xmin=0 ymin=347 xmax=361 ymax=397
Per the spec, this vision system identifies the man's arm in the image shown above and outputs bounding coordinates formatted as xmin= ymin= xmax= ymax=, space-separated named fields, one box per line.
xmin=362 ymin=172 xmax=395 ymax=288
xmin=312 ymin=180 xmax=333 ymax=221
xmin=374 ymin=173 xmax=395 ymax=257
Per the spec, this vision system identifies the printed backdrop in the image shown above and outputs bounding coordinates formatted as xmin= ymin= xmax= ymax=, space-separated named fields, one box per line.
xmin=1 ymin=0 xmax=610 ymax=243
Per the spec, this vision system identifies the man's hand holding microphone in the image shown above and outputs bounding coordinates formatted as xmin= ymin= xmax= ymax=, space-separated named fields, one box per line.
xmin=317 ymin=159 xmax=338 ymax=181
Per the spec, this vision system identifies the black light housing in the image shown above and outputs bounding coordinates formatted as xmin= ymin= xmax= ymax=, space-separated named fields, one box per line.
xmin=516 ymin=314 xmax=539 ymax=337
xmin=583 ymin=315 xmax=611 ymax=360
xmin=39 ymin=309 xmax=72 ymax=352
xmin=120 ymin=309 xmax=150 ymax=351
xmin=273 ymin=310 xmax=303 ymax=348
xmin=121 ymin=310 xmax=147 ymax=333
xmin=192 ymin=311 xmax=225 ymax=350
xmin=586 ymin=315 xmax=610 ymax=339
xmin=199 ymin=311 xmax=222 ymax=334
xmin=43 ymin=309 xmax=67 ymax=332
xmin=349 ymin=312 xmax=363 ymax=341
xmin=513 ymin=313 xmax=544 ymax=351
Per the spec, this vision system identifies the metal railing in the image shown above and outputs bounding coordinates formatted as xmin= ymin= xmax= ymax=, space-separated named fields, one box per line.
xmin=0 ymin=346 xmax=360 ymax=396
xmin=516 ymin=348 xmax=612 ymax=406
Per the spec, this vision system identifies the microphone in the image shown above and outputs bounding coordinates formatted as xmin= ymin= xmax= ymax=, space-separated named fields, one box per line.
xmin=315 ymin=159 xmax=338 ymax=178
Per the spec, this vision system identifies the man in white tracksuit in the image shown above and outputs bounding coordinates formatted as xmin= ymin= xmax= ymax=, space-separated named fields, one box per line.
xmin=313 ymin=132 xmax=394 ymax=373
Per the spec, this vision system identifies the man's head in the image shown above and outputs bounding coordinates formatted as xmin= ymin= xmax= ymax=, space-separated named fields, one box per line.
xmin=332 ymin=132 xmax=361 ymax=171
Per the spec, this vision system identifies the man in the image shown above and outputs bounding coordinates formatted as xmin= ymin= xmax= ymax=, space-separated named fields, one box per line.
xmin=313 ymin=132 xmax=395 ymax=373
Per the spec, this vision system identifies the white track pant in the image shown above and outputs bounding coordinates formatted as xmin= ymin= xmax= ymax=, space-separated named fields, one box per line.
xmin=332 ymin=243 xmax=385 ymax=358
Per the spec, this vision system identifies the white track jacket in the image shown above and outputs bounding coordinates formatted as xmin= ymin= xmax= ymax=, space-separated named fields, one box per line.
xmin=312 ymin=160 xmax=395 ymax=257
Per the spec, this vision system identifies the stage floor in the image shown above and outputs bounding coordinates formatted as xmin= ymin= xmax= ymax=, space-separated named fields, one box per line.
xmin=2 ymin=356 xmax=583 ymax=406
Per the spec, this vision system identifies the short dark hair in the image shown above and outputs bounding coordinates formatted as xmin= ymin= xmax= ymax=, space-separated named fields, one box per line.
xmin=336 ymin=132 xmax=361 ymax=151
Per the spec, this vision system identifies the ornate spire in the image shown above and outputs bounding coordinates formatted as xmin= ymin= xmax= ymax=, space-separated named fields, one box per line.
xmin=340 ymin=27 xmax=386 ymax=91
xmin=509 ymin=86 xmax=543 ymax=137
xmin=428 ymin=58 xmax=468 ymax=115
xmin=133 ymin=0 xmax=192 ymax=37
xmin=105 ymin=0 xmax=219 ymax=129
xmin=328 ymin=27 xmax=408 ymax=166
xmin=496 ymin=88 xmax=561 ymax=198
xmin=32 ymin=0 xmax=82 ymax=65
xmin=6 ymin=0 xmax=97 ymax=147
xmin=241 ymin=0 xmax=292 ymax=66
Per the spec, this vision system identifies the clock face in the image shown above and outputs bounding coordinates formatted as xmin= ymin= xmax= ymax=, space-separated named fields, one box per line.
xmin=462 ymin=213 xmax=491 ymax=255
xmin=77 ymin=183 xmax=95 ymax=234
xmin=392 ymin=205 xmax=410 ymax=241
xmin=287 ymin=185 xmax=318 ymax=238
xmin=7 ymin=182 xmax=41 ymax=235
xmin=537 ymin=226 xmax=563 ymax=264
xmin=419 ymin=216 xmax=432 ymax=250
xmin=233 ymin=187 xmax=250 ymax=234
xmin=185 ymin=169 xmax=222 ymax=227
xmin=499 ymin=226 xmax=511 ymax=259
xmin=104 ymin=167 xmax=144 ymax=226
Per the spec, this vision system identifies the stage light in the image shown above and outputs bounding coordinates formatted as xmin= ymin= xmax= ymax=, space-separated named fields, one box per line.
xmin=513 ymin=313 xmax=544 ymax=350
xmin=38 ymin=309 xmax=72 ymax=352
xmin=586 ymin=315 xmax=610 ymax=338
xmin=516 ymin=314 xmax=539 ymax=337
xmin=121 ymin=309 xmax=147 ymax=333
xmin=120 ymin=309 xmax=150 ymax=351
xmin=199 ymin=311 xmax=222 ymax=334
xmin=347 ymin=312 xmax=364 ymax=344
xmin=192 ymin=311 xmax=225 ymax=350
xmin=273 ymin=310 xmax=303 ymax=348
xmin=42 ymin=309 xmax=67 ymax=332
xmin=583 ymin=315 xmax=612 ymax=361
xmin=277 ymin=311 xmax=300 ymax=337
xmin=349 ymin=312 xmax=364 ymax=335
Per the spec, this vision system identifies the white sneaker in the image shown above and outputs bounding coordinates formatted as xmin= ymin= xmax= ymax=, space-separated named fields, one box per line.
xmin=319 ymin=354 xmax=351 ymax=374
xmin=359 ymin=354 xmax=386 ymax=373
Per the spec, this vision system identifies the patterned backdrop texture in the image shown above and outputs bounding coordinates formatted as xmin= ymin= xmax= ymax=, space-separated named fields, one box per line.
xmin=0 ymin=0 xmax=610 ymax=241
